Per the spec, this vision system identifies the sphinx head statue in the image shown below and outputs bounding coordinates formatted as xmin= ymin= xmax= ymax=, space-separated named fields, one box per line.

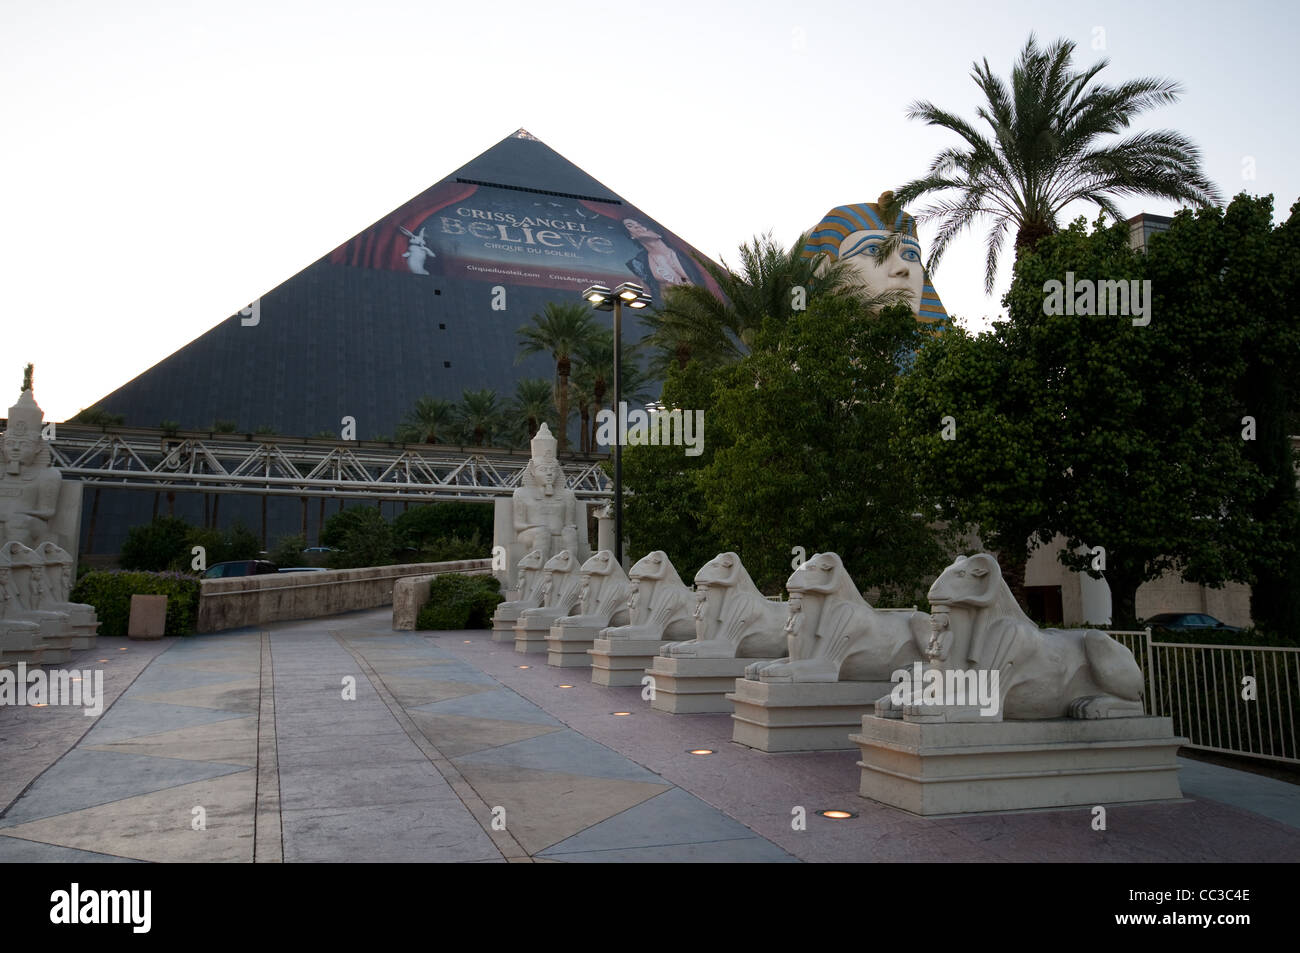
xmin=804 ymin=192 xmax=949 ymax=329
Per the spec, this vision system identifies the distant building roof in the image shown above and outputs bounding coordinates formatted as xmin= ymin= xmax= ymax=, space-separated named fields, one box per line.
xmin=1127 ymin=212 xmax=1174 ymax=252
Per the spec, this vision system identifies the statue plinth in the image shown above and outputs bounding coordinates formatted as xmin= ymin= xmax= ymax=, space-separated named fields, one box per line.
xmin=851 ymin=714 xmax=1185 ymax=815
xmin=644 ymin=654 xmax=779 ymax=712
xmin=728 ymin=678 xmax=896 ymax=752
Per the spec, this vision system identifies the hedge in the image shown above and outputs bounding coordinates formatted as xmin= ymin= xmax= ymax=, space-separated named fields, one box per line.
xmin=416 ymin=574 xmax=503 ymax=631
xmin=70 ymin=570 xmax=201 ymax=637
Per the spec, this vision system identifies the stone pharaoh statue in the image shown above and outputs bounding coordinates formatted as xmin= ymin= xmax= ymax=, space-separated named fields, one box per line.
xmin=512 ymin=423 xmax=579 ymax=568
xmin=0 ymin=378 xmax=98 ymax=662
xmin=0 ymin=387 xmax=62 ymax=549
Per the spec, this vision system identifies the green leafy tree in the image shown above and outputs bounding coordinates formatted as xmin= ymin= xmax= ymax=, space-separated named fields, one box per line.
xmin=698 ymin=297 xmax=949 ymax=597
xmin=893 ymin=324 xmax=1059 ymax=606
xmin=895 ymin=33 xmax=1222 ymax=291
xmin=393 ymin=502 xmax=493 ymax=552
xmin=181 ymin=522 xmax=261 ymax=570
xmin=1139 ymin=195 xmax=1300 ymax=635
xmin=618 ymin=360 xmax=725 ymax=575
xmin=119 ymin=516 xmax=193 ymax=572
xmin=516 ymin=302 xmax=597 ymax=453
xmin=320 ymin=507 xmax=395 ymax=568
xmin=1008 ymin=216 xmax=1264 ymax=627
xmin=898 ymin=205 xmax=1291 ymax=628
xmin=269 ymin=534 xmax=308 ymax=568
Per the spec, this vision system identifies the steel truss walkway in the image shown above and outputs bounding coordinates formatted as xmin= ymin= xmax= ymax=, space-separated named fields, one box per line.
xmin=48 ymin=426 xmax=613 ymax=503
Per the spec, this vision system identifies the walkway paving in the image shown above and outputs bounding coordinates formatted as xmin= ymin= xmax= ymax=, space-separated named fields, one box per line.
xmin=1 ymin=608 xmax=1297 ymax=862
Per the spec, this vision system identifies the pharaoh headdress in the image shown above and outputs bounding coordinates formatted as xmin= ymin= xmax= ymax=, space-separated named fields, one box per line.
xmin=804 ymin=191 xmax=949 ymax=330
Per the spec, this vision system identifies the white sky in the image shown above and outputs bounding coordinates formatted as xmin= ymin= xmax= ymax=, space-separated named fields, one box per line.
xmin=5 ymin=0 xmax=1298 ymax=422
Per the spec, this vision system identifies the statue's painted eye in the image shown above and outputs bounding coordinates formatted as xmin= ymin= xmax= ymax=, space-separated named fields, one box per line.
xmin=902 ymin=249 xmax=921 ymax=263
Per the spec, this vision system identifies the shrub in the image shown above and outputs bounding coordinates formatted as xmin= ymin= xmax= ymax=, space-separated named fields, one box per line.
xmin=71 ymin=570 xmax=201 ymax=637
xmin=415 ymin=574 xmax=503 ymax=631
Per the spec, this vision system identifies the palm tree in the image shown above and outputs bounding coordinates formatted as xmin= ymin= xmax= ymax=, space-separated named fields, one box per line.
xmin=568 ymin=372 xmax=595 ymax=453
xmin=456 ymin=388 xmax=502 ymax=447
xmin=573 ymin=328 xmax=652 ymax=452
xmin=894 ymin=33 xmax=1223 ymax=292
xmin=516 ymin=302 xmax=597 ymax=453
xmin=508 ymin=378 xmax=557 ymax=446
xmin=396 ymin=396 xmax=456 ymax=444
xmin=641 ymin=231 xmax=870 ymax=374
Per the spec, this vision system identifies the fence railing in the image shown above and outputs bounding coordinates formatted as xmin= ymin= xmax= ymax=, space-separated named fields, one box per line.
xmin=1109 ymin=629 xmax=1299 ymax=764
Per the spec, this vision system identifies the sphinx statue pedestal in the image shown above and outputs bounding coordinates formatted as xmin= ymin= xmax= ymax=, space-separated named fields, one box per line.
xmin=643 ymin=655 xmax=773 ymax=713
xmin=728 ymin=679 xmax=896 ymax=752
xmin=1 ymin=621 xmax=47 ymax=665
xmin=850 ymin=714 xmax=1186 ymax=815
xmin=588 ymin=638 xmax=664 ymax=688
xmin=546 ymin=551 xmax=629 ymax=668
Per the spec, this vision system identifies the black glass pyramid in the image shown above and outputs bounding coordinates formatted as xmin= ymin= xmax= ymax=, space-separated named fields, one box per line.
xmin=89 ymin=129 xmax=721 ymax=440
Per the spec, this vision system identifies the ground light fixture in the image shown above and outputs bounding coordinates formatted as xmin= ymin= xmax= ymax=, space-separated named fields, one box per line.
xmin=816 ymin=809 xmax=859 ymax=819
xmin=687 ymin=748 xmax=715 ymax=755
xmin=557 ymin=684 xmax=574 ymax=688
xmin=517 ymin=665 xmax=531 ymax=669
xmin=611 ymin=711 xmax=631 ymax=716
xmin=580 ymin=280 xmax=652 ymax=567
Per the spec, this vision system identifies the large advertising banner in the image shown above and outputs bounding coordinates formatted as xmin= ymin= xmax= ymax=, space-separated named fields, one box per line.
xmin=327 ymin=181 xmax=723 ymax=304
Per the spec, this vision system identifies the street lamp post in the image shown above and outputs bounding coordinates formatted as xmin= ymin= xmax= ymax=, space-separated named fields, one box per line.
xmin=580 ymin=281 xmax=650 ymax=567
